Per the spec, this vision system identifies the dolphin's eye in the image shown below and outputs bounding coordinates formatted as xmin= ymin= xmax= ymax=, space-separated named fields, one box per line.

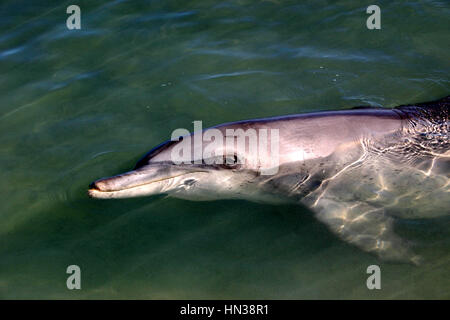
xmin=221 ymin=154 xmax=241 ymax=169
xmin=202 ymin=154 xmax=243 ymax=169
xmin=226 ymin=154 xmax=237 ymax=164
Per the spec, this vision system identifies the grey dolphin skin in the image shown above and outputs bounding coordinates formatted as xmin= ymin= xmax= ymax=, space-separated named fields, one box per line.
xmin=89 ymin=96 xmax=449 ymax=263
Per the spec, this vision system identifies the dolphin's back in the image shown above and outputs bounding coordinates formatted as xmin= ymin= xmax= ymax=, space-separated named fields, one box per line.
xmin=396 ymin=95 xmax=449 ymax=121
xmin=394 ymin=95 xmax=449 ymax=155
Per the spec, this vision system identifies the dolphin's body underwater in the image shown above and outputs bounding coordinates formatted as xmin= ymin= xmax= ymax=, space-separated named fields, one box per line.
xmin=89 ymin=96 xmax=449 ymax=263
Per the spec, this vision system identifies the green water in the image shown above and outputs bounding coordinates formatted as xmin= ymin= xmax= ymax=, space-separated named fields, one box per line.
xmin=1 ymin=0 xmax=449 ymax=299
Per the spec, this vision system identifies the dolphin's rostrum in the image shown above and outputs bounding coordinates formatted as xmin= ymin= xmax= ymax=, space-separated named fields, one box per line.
xmin=89 ymin=96 xmax=449 ymax=263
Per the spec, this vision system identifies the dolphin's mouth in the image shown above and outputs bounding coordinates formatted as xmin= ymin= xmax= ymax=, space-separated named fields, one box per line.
xmin=88 ymin=174 xmax=183 ymax=192
xmin=88 ymin=169 xmax=207 ymax=199
xmin=88 ymin=174 xmax=180 ymax=199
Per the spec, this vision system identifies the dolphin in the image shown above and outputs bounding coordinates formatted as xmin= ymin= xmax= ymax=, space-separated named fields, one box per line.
xmin=89 ymin=96 xmax=449 ymax=263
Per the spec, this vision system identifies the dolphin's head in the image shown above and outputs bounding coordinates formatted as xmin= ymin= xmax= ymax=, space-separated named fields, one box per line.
xmin=88 ymin=124 xmax=285 ymax=202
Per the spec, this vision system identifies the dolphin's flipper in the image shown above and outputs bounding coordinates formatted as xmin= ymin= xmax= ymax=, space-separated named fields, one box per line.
xmin=311 ymin=198 xmax=421 ymax=264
